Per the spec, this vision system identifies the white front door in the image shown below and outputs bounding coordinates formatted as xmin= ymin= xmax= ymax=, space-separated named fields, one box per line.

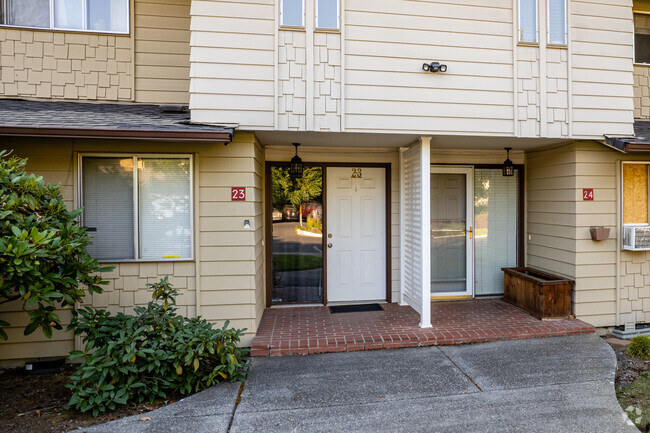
xmin=326 ymin=167 xmax=386 ymax=302
xmin=430 ymin=166 xmax=474 ymax=298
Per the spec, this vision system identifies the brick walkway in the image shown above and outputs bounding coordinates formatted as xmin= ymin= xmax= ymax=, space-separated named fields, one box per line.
xmin=250 ymin=299 xmax=595 ymax=356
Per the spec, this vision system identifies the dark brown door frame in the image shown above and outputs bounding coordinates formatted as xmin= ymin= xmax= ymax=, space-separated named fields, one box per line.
xmin=265 ymin=162 xmax=392 ymax=308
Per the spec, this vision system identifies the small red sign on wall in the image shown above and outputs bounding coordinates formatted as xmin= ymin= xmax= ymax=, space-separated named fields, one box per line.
xmin=231 ymin=187 xmax=246 ymax=201
xmin=583 ymin=189 xmax=594 ymax=201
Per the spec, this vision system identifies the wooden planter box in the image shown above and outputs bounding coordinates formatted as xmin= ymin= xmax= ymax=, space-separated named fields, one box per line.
xmin=501 ymin=267 xmax=573 ymax=320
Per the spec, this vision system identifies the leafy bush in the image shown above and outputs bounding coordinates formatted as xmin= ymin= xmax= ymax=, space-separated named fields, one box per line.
xmin=628 ymin=335 xmax=650 ymax=359
xmin=306 ymin=215 xmax=322 ymax=233
xmin=0 ymin=150 xmax=110 ymax=340
xmin=66 ymin=277 xmax=249 ymax=416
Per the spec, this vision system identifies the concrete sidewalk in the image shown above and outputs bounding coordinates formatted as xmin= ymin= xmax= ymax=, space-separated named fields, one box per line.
xmin=73 ymin=334 xmax=637 ymax=433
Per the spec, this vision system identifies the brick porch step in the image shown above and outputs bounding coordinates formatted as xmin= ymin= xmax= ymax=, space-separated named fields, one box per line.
xmin=250 ymin=299 xmax=595 ymax=357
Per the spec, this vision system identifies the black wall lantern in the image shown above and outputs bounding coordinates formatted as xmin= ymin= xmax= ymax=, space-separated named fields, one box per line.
xmin=290 ymin=143 xmax=303 ymax=179
xmin=502 ymin=147 xmax=514 ymax=177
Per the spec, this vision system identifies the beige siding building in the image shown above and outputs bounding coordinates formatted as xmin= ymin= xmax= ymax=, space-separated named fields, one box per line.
xmin=3 ymin=0 xmax=650 ymax=365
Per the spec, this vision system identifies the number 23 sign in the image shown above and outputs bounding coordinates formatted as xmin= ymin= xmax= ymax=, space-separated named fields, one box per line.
xmin=231 ymin=187 xmax=246 ymax=201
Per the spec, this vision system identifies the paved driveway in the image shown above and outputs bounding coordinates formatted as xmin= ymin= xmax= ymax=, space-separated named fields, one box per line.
xmin=74 ymin=334 xmax=637 ymax=433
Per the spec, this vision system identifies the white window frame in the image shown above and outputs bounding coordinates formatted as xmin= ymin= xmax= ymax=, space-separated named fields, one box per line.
xmin=547 ymin=0 xmax=567 ymax=45
xmin=280 ymin=0 xmax=305 ymax=27
xmin=315 ymin=0 xmax=339 ymax=30
xmin=518 ymin=0 xmax=538 ymax=44
xmin=78 ymin=153 xmax=194 ymax=262
xmin=634 ymin=12 xmax=650 ymax=65
xmin=0 ymin=0 xmax=130 ymax=35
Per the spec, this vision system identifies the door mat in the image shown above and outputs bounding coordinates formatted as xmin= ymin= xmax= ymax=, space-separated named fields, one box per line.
xmin=329 ymin=304 xmax=383 ymax=314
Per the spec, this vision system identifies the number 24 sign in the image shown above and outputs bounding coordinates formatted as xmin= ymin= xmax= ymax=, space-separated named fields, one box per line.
xmin=583 ymin=189 xmax=594 ymax=201
xmin=231 ymin=187 xmax=246 ymax=201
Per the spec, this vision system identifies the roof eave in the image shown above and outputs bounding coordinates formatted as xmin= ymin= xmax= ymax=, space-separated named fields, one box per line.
xmin=0 ymin=126 xmax=234 ymax=143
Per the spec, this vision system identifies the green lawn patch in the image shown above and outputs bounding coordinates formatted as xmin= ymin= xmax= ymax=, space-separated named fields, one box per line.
xmin=273 ymin=254 xmax=323 ymax=272
xmin=617 ymin=375 xmax=650 ymax=429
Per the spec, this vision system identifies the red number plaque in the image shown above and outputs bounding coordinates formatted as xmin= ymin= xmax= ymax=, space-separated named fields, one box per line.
xmin=583 ymin=189 xmax=594 ymax=201
xmin=231 ymin=187 xmax=246 ymax=201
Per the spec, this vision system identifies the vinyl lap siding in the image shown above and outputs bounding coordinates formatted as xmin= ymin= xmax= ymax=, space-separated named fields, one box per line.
xmin=572 ymin=143 xmax=617 ymax=326
xmin=571 ymin=0 xmax=635 ymax=137
xmin=526 ymin=145 xmax=577 ymax=280
xmin=344 ymin=0 xmax=514 ymax=135
xmin=134 ymin=0 xmax=191 ymax=104
xmin=190 ymin=0 xmax=276 ymax=127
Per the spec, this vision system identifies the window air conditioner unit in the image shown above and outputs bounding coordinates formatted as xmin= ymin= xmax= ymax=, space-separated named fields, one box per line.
xmin=623 ymin=225 xmax=650 ymax=250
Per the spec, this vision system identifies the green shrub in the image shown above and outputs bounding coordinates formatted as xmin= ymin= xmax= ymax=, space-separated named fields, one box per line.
xmin=306 ymin=215 xmax=322 ymax=233
xmin=66 ymin=277 xmax=249 ymax=416
xmin=628 ymin=335 xmax=650 ymax=359
xmin=0 ymin=150 xmax=110 ymax=340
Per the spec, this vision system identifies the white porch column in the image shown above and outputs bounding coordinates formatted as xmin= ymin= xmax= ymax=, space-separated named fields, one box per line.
xmin=399 ymin=137 xmax=432 ymax=328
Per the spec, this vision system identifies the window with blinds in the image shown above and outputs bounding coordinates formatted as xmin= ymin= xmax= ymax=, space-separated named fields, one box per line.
xmin=1 ymin=0 xmax=129 ymax=33
xmin=474 ymin=169 xmax=519 ymax=296
xmin=548 ymin=0 xmax=566 ymax=45
xmin=519 ymin=0 xmax=537 ymax=43
xmin=81 ymin=155 xmax=192 ymax=261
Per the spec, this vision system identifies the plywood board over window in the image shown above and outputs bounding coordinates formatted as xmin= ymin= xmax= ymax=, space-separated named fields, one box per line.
xmin=623 ymin=164 xmax=649 ymax=224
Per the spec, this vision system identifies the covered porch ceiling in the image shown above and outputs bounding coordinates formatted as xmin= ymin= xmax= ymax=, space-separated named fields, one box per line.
xmin=253 ymin=130 xmax=573 ymax=150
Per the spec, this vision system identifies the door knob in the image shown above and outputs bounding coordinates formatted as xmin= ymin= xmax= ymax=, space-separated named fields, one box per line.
xmin=328 ymin=243 xmax=333 ymax=248
xmin=327 ymin=233 xmax=332 ymax=238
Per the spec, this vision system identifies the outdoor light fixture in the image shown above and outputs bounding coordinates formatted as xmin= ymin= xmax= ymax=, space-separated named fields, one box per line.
xmin=290 ymin=143 xmax=303 ymax=179
xmin=422 ymin=61 xmax=447 ymax=73
xmin=502 ymin=147 xmax=514 ymax=177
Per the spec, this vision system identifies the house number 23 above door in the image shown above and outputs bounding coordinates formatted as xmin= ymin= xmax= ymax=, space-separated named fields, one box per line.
xmin=351 ymin=168 xmax=362 ymax=178
xmin=231 ymin=187 xmax=246 ymax=201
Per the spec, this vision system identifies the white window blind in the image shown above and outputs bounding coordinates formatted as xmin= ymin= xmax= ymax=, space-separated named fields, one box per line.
xmin=317 ymin=0 xmax=338 ymax=29
xmin=474 ymin=169 xmax=518 ymax=296
xmin=82 ymin=156 xmax=192 ymax=261
xmin=519 ymin=0 xmax=537 ymax=43
xmin=82 ymin=157 xmax=135 ymax=261
xmin=6 ymin=0 xmax=49 ymax=28
xmin=54 ymin=0 xmax=83 ymax=30
xmin=139 ymin=158 xmax=191 ymax=260
xmin=548 ymin=0 xmax=566 ymax=45
xmin=88 ymin=0 xmax=128 ymax=33
xmin=2 ymin=0 xmax=128 ymax=33
xmin=281 ymin=0 xmax=303 ymax=26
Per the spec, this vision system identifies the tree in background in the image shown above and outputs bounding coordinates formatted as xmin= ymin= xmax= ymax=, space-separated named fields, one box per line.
xmin=271 ymin=166 xmax=322 ymax=226
xmin=0 ymin=150 xmax=110 ymax=340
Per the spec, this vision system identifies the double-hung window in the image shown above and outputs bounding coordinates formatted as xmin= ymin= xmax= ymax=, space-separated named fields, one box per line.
xmin=519 ymin=0 xmax=538 ymax=43
xmin=518 ymin=0 xmax=566 ymax=45
xmin=80 ymin=155 xmax=193 ymax=261
xmin=0 ymin=0 xmax=129 ymax=33
xmin=547 ymin=0 xmax=566 ymax=45
xmin=281 ymin=0 xmax=339 ymax=29
xmin=316 ymin=0 xmax=338 ymax=30
xmin=281 ymin=0 xmax=304 ymax=27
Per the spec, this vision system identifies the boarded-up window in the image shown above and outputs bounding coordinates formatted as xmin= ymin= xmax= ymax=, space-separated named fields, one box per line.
xmin=624 ymin=164 xmax=649 ymax=224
